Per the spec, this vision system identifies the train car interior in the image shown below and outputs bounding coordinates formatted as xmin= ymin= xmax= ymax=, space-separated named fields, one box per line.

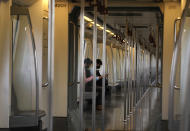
xmin=0 ymin=0 xmax=190 ymax=131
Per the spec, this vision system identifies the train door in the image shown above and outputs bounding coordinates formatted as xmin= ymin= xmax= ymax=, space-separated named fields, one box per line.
xmin=168 ymin=0 xmax=190 ymax=130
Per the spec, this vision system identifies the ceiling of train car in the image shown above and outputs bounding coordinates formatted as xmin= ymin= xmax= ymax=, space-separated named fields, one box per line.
xmin=84 ymin=11 xmax=159 ymax=47
xmin=96 ymin=9 xmax=160 ymax=44
xmin=75 ymin=0 xmax=163 ymax=47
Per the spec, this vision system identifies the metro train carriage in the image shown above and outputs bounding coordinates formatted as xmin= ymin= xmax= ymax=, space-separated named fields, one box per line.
xmin=0 ymin=0 xmax=190 ymax=131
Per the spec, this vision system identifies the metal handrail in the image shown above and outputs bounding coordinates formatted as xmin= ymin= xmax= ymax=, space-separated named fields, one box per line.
xmin=42 ymin=82 xmax=49 ymax=88
xmin=174 ymin=18 xmax=181 ymax=43
xmin=68 ymin=81 xmax=80 ymax=87
xmin=174 ymin=85 xmax=180 ymax=90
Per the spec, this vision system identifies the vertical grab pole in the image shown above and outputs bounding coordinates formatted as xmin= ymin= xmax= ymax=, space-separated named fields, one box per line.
xmin=130 ymin=40 xmax=133 ymax=114
xmin=79 ymin=0 xmax=85 ymax=130
xmin=102 ymin=14 xmax=106 ymax=131
xmin=133 ymin=28 xmax=137 ymax=106
xmin=47 ymin=0 xmax=55 ymax=130
xmin=123 ymin=42 xmax=127 ymax=122
xmin=128 ymin=41 xmax=131 ymax=115
xmin=137 ymin=45 xmax=140 ymax=101
xmin=127 ymin=41 xmax=131 ymax=117
xmin=133 ymin=28 xmax=137 ymax=129
xmin=92 ymin=1 xmax=97 ymax=130
xmin=124 ymin=20 xmax=129 ymax=122
xmin=110 ymin=46 xmax=115 ymax=85
xmin=156 ymin=25 xmax=159 ymax=86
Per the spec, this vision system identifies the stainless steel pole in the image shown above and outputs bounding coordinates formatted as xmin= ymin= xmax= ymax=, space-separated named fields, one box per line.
xmin=156 ymin=25 xmax=159 ymax=86
xmin=127 ymin=42 xmax=131 ymax=117
xmin=92 ymin=1 xmax=97 ymax=130
xmin=123 ymin=41 xmax=128 ymax=122
xmin=79 ymin=0 xmax=85 ymax=130
xmin=102 ymin=14 xmax=106 ymax=131
xmin=47 ymin=0 xmax=55 ymax=130
xmin=111 ymin=46 xmax=115 ymax=85
xmin=133 ymin=29 xmax=137 ymax=129
xmin=129 ymin=40 xmax=133 ymax=114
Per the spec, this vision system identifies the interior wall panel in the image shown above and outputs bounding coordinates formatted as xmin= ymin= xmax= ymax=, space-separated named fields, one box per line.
xmin=0 ymin=0 xmax=12 ymax=128
xmin=54 ymin=0 xmax=69 ymax=117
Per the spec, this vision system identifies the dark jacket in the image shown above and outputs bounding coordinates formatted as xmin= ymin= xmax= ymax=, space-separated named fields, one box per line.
xmin=96 ymin=69 xmax=108 ymax=86
xmin=85 ymin=68 xmax=93 ymax=91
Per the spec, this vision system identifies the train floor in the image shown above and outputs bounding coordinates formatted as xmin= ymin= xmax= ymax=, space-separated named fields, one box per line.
xmin=80 ymin=86 xmax=168 ymax=131
xmin=0 ymin=86 xmax=169 ymax=131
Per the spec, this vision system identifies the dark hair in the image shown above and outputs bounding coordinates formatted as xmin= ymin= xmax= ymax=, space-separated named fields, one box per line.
xmin=84 ymin=58 xmax=92 ymax=65
xmin=96 ymin=59 xmax=102 ymax=65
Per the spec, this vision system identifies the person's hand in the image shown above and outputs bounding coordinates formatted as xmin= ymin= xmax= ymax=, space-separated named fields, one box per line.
xmin=99 ymin=76 xmax=103 ymax=79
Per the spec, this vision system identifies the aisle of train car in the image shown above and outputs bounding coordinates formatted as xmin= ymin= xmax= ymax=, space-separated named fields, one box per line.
xmin=67 ymin=86 xmax=163 ymax=131
xmin=1 ymin=0 xmax=190 ymax=131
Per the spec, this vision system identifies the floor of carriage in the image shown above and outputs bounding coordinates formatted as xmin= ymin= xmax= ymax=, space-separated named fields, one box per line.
xmin=67 ymin=85 xmax=168 ymax=131
xmin=83 ymin=86 xmax=166 ymax=131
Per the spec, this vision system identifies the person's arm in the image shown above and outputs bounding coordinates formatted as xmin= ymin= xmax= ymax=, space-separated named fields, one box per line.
xmin=84 ymin=69 xmax=103 ymax=82
xmin=84 ymin=69 xmax=93 ymax=83
xmin=85 ymin=76 xmax=93 ymax=83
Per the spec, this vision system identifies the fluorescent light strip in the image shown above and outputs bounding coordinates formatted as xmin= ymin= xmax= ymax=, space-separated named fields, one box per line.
xmin=84 ymin=16 xmax=93 ymax=22
xmin=84 ymin=16 xmax=115 ymax=36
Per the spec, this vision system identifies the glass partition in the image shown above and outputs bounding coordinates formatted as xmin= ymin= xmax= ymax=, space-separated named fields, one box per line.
xmin=10 ymin=14 xmax=39 ymax=127
xmin=168 ymin=1 xmax=190 ymax=130
xmin=180 ymin=3 xmax=190 ymax=131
